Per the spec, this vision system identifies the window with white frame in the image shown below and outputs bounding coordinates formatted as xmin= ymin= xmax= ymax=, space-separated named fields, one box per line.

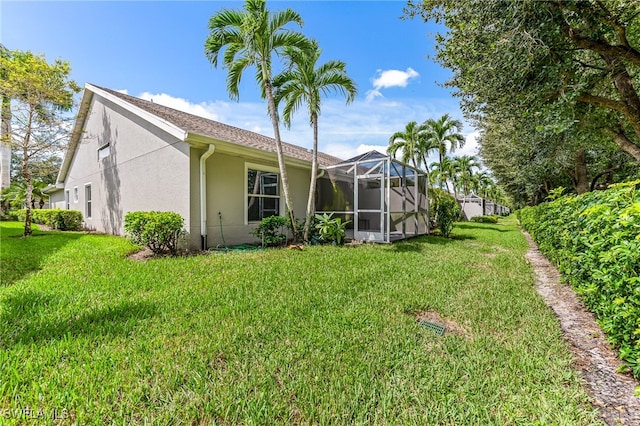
xmin=247 ymin=166 xmax=280 ymax=222
xmin=73 ymin=186 xmax=78 ymax=203
xmin=98 ymin=143 xmax=111 ymax=160
xmin=65 ymin=190 xmax=70 ymax=210
xmin=84 ymin=184 xmax=92 ymax=218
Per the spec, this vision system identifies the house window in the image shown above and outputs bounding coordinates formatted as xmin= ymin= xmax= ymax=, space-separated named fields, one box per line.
xmin=98 ymin=144 xmax=111 ymax=160
xmin=73 ymin=186 xmax=78 ymax=203
xmin=84 ymin=184 xmax=92 ymax=218
xmin=65 ymin=190 xmax=70 ymax=210
xmin=247 ymin=167 xmax=280 ymax=222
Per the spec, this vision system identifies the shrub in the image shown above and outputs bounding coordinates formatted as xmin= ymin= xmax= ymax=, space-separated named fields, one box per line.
xmin=314 ymin=212 xmax=349 ymax=245
xmin=15 ymin=209 xmax=83 ymax=230
xmin=471 ymin=215 xmax=499 ymax=224
xmin=124 ymin=211 xmax=185 ymax=255
xmin=518 ymin=180 xmax=640 ymax=376
xmin=251 ymin=215 xmax=289 ymax=247
xmin=430 ymin=189 xmax=459 ymax=238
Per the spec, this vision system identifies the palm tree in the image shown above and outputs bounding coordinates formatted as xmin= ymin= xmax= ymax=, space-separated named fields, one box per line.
xmin=205 ymin=0 xmax=312 ymax=240
xmin=452 ymin=155 xmax=480 ymax=197
xmin=273 ymin=40 xmax=357 ymax=241
xmin=430 ymin=156 xmax=456 ymax=194
xmin=387 ymin=121 xmax=427 ymax=170
xmin=424 ymin=114 xmax=465 ymax=193
xmin=452 ymin=155 xmax=480 ymax=217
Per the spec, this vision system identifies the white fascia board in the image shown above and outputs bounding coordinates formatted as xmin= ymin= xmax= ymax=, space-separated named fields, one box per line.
xmin=56 ymin=87 xmax=94 ymax=184
xmin=86 ymin=84 xmax=188 ymax=141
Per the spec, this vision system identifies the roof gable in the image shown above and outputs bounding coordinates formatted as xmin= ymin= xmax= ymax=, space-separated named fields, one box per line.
xmin=91 ymin=84 xmax=343 ymax=167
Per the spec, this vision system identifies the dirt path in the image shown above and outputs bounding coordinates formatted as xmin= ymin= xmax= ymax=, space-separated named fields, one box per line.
xmin=523 ymin=231 xmax=640 ymax=425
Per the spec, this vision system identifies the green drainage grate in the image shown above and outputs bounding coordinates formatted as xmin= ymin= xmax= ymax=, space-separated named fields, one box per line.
xmin=418 ymin=320 xmax=446 ymax=336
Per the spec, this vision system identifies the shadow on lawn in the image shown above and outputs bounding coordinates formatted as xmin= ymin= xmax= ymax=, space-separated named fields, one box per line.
xmin=0 ymin=289 xmax=157 ymax=346
xmin=1 ymin=223 xmax=84 ymax=286
xmin=455 ymin=222 xmax=511 ymax=233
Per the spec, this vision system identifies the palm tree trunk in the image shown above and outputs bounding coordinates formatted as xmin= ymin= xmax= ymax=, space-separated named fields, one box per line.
xmin=303 ymin=112 xmax=319 ymax=242
xmin=262 ymin=74 xmax=298 ymax=241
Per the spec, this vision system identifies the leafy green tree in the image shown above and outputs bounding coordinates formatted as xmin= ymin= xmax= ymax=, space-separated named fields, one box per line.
xmin=0 ymin=49 xmax=79 ymax=236
xmin=424 ymin=114 xmax=465 ymax=193
xmin=273 ymin=40 xmax=357 ymax=241
xmin=406 ymin=0 xmax=640 ymax=162
xmin=205 ymin=0 xmax=312 ymax=240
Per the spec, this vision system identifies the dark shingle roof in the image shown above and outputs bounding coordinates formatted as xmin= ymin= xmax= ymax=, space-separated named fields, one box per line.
xmin=94 ymin=85 xmax=343 ymax=167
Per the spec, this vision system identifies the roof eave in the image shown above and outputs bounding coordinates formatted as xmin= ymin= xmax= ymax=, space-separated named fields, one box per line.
xmin=185 ymin=132 xmax=330 ymax=169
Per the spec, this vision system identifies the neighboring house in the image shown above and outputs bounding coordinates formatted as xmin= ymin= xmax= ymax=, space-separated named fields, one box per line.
xmin=457 ymin=193 xmax=484 ymax=220
xmin=47 ymin=83 xmax=342 ymax=249
xmin=457 ymin=193 xmax=510 ymax=219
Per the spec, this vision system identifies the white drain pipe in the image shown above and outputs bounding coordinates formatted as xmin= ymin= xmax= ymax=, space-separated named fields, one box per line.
xmin=200 ymin=144 xmax=216 ymax=250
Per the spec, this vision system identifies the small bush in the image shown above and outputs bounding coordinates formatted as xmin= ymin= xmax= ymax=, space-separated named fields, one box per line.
xmin=124 ymin=211 xmax=185 ymax=255
xmin=430 ymin=189 xmax=459 ymax=238
xmin=471 ymin=215 xmax=499 ymax=224
xmin=16 ymin=209 xmax=83 ymax=230
xmin=314 ymin=212 xmax=349 ymax=245
xmin=518 ymin=180 xmax=640 ymax=376
xmin=251 ymin=215 xmax=289 ymax=247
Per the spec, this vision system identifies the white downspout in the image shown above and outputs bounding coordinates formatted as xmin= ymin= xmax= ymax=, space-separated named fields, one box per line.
xmin=200 ymin=144 xmax=216 ymax=250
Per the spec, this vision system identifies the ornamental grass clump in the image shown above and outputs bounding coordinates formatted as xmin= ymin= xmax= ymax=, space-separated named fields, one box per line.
xmin=518 ymin=180 xmax=640 ymax=376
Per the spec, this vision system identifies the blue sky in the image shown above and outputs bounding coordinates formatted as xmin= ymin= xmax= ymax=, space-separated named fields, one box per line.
xmin=2 ymin=0 xmax=479 ymax=161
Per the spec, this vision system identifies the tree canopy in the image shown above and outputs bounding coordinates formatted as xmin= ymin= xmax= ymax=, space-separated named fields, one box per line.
xmin=407 ymin=0 xmax=640 ymax=204
xmin=0 ymin=49 xmax=79 ymax=235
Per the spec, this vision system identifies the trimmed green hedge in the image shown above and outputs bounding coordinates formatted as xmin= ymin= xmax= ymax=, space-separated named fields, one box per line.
xmin=124 ymin=211 xmax=185 ymax=255
xmin=518 ymin=180 xmax=640 ymax=376
xmin=15 ymin=209 xmax=83 ymax=231
xmin=471 ymin=215 xmax=499 ymax=224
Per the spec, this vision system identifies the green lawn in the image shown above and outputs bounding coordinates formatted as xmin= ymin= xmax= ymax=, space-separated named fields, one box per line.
xmin=0 ymin=219 xmax=601 ymax=425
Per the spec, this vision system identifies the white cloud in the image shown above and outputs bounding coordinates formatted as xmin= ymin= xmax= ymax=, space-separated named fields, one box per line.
xmin=138 ymin=92 xmax=223 ymax=121
xmin=366 ymin=68 xmax=420 ymax=101
xmin=457 ymin=130 xmax=481 ymax=158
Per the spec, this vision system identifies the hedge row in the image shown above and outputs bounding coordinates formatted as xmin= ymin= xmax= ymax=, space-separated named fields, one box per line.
xmin=16 ymin=209 xmax=83 ymax=231
xmin=518 ymin=180 xmax=640 ymax=376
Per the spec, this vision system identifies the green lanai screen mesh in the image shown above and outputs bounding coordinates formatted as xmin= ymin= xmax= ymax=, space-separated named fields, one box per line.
xmin=419 ymin=320 xmax=446 ymax=336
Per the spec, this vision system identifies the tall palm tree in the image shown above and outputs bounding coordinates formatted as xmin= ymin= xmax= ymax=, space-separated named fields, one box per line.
xmin=424 ymin=114 xmax=465 ymax=193
xmin=205 ymin=0 xmax=312 ymax=239
xmin=273 ymin=40 xmax=357 ymax=241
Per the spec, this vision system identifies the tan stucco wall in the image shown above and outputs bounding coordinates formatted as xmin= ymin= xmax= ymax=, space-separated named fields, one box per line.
xmin=63 ymin=95 xmax=191 ymax=236
xmin=190 ymin=148 xmax=312 ymax=248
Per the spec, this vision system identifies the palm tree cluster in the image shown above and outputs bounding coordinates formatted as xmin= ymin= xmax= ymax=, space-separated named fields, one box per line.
xmin=205 ymin=0 xmax=357 ymax=242
xmin=387 ymin=114 xmax=507 ymax=206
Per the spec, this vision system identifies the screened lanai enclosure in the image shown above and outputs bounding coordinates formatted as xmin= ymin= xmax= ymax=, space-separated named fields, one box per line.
xmin=316 ymin=151 xmax=429 ymax=243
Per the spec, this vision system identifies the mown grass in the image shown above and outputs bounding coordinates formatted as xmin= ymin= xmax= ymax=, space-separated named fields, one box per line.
xmin=0 ymin=218 xmax=601 ymax=425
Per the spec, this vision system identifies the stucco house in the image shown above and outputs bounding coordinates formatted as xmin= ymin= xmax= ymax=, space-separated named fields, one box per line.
xmin=47 ymin=83 xmax=342 ymax=249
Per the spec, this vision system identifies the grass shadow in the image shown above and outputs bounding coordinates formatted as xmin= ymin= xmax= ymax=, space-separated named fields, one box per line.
xmin=455 ymin=222 xmax=511 ymax=233
xmin=0 ymin=289 xmax=157 ymax=346
xmin=1 ymin=222 xmax=84 ymax=286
